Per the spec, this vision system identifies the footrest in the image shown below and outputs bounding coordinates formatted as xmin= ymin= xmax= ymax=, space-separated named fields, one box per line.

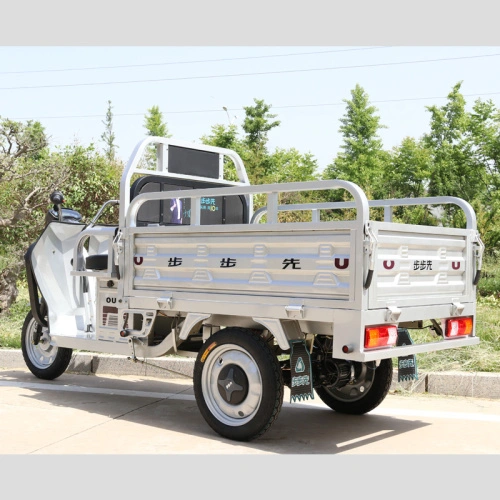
xmin=397 ymin=328 xmax=418 ymax=382
xmin=289 ymin=340 xmax=314 ymax=403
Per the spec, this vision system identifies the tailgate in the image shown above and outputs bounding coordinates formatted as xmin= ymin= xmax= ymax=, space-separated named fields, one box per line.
xmin=368 ymin=221 xmax=479 ymax=309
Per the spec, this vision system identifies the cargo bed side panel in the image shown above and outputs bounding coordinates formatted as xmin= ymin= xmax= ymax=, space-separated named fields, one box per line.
xmin=131 ymin=229 xmax=356 ymax=301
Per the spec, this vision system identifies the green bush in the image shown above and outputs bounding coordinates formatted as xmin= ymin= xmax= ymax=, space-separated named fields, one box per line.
xmin=0 ymin=285 xmax=29 ymax=348
xmin=477 ymin=252 xmax=500 ymax=298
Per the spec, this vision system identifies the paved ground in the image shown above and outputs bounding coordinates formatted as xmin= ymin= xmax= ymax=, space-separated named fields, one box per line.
xmin=2 ymin=351 xmax=500 ymax=498
xmin=2 ymin=367 xmax=500 ymax=455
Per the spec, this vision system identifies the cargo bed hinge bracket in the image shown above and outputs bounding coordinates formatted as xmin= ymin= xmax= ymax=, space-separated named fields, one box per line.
xmin=385 ymin=305 xmax=401 ymax=322
xmin=451 ymin=301 xmax=465 ymax=316
xmin=285 ymin=304 xmax=304 ymax=319
xmin=157 ymin=295 xmax=173 ymax=310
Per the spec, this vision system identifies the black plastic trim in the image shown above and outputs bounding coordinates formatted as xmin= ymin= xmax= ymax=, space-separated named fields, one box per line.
xmin=364 ymin=269 xmax=374 ymax=289
xmin=24 ymin=243 xmax=48 ymax=328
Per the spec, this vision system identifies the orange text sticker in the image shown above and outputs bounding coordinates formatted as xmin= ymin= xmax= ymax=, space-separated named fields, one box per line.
xmin=200 ymin=342 xmax=217 ymax=363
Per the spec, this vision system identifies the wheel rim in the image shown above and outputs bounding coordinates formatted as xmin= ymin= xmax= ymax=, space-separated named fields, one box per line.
xmin=201 ymin=344 xmax=263 ymax=427
xmin=322 ymin=362 xmax=377 ymax=402
xmin=25 ymin=317 xmax=59 ymax=370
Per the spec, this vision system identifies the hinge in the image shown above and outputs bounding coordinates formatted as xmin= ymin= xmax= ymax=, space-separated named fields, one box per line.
xmin=157 ymin=296 xmax=173 ymax=310
xmin=451 ymin=301 xmax=465 ymax=316
xmin=385 ymin=305 xmax=401 ymax=322
xmin=285 ymin=304 xmax=304 ymax=319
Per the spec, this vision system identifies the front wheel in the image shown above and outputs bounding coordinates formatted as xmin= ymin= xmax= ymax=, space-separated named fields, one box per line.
xmin=315 ymin=359 xmax=393 ymax=415
xmin=21 ymin=311 xmax=73 ymax=380
xmin=193 ymin=327 xmax=284 ymax=441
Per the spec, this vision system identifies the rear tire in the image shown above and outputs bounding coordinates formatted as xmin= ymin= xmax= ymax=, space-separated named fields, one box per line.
xmin=193 ymin=327 xmax=283 ymax=441
xmin=21 ymin=311 xmax=73 ymax=380
xmin=315 ymin=359 xmax=393 ymax=415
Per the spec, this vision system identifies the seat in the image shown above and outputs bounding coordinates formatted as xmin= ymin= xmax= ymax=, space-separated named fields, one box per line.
xmin=85 ymin=254 xmax=109 ymax=271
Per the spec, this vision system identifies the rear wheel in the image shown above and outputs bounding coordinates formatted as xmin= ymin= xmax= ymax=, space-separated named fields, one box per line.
xmin=315 ymin=359 xmax=393 ymax=414
xmin=21 ymin=311 xmax=73 ymax=380
xmin=193 ymin=327 xmax=283 ymax=441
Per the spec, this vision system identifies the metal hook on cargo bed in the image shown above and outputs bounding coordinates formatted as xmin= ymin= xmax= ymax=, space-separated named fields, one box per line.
xmin=363 ymin=222 xmax=377 ymax=289
xmin=112 ymin=229 xmax=124 ymax=280
xmin=473 ymin=231 xmax=485 ymax=286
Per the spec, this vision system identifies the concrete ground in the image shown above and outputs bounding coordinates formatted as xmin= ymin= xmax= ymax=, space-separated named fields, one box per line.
xmin=2 ymin=366 xmax=500 ymax=455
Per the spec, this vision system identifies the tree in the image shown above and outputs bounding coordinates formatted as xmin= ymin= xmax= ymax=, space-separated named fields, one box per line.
xmin=0 ymin=118 xmax=68 ymax=312
xmin=242 ymin=98 xmax=280 ymax=149
xmin=144 ymin=105 xmax=170 ymax=138
xmin=200 ymin=123 xmax=246 ymax=182
xmin=423 ymin=82 xmax=485 ymax=202
xmin=383 ymin=138 xmax=438 ymax=225
xmin=201 ymin=123 xmax=240 ymax=151
xmin=266 ymin=148 xmax=319 ymax=185
xmin=57 ymin=143 xmax=122 ymax=225
xmin=323 ymin=84 xmax=389 ymax=200
xmin=201 ymin=107 xmax=322 ymax=221
xmin=143 ymin=105 xmax=171 ymax=168
xmin=465 ymin=98 xmax=500 ymax=206
xmin=386 ymin=137 xmax=431 ymax=199
xmin=101 ymin=100 xmax=118 ymax=162
xmin=420 ymin=82 xmax=496 ymax=233
xmin=0 ymin=114 xmax=123 ymax=314
xmin=202 ymin=99 xmax=282 ymax=185
xmin=241 ymin=99 xmax=280 ymax=183
xmin=458 ymin=95 xmax=500 ymax=249
xmin=264 ymin=148 xmax=321 ymax=221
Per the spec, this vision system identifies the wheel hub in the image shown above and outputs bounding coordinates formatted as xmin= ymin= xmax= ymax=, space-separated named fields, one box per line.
xmin=36 ymin=331 xmax=52 ymax=352
xmin=217 ymin=364 xmax=249 ymax=405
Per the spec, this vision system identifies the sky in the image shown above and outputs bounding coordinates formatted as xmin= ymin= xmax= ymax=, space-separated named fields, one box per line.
xmin=1 ymin=45 xmax=500 ymax=174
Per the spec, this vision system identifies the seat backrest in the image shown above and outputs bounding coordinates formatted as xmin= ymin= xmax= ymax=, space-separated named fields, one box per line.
xmin=130 ymin=175 xmax=249 ymax=226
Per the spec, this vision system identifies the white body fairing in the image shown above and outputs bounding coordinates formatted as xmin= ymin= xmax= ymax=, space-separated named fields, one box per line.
xmin=32 ymin=222 xmax=92 ymax=337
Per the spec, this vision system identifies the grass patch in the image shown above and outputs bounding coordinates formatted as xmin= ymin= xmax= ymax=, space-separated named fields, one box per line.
xmin=477 ymin=251 xmax=500 ymax=299
xmin=0 ymin=285 xmax=30 ymax=348
xmin=396 ymin=297 xmax=500 ymax=374
xmin=399 ymin=294 xmax=500 ymax=373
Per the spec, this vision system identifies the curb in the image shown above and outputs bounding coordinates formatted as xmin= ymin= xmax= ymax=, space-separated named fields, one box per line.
xmin=0 ymin=349 xmax=195 ymax=379
xmin=2 ymin=348 xmax=500 ymax=399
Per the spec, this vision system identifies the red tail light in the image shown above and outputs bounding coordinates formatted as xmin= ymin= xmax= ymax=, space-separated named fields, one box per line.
xmin=364 ymin=325 xmax=398 ymax=349
xmin=445 ymin=317 xmax=473 ymax=338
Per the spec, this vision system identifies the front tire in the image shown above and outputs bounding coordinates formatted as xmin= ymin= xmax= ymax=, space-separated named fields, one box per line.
xmin=193 ymin=327 xmax=284 ymax=441
xmin=315 ymin=359 xmax=393 ymax=415
xmin=21 ymin=311 xmax=73 ymax=380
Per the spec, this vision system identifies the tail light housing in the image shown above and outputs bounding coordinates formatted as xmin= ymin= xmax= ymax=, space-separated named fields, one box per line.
xmin=445 ymin=317 xmax=473 ymax=338
xmin=364 ymin=325 xmax=398 ymax=349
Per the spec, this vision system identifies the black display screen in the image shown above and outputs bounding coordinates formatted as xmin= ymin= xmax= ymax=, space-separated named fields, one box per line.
xmin=168 ymin=145 xmax=220 ymax=179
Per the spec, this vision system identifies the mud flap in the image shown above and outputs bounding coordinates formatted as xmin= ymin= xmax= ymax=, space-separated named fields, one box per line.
xmin=289 ymin=340 xmax=314 ymax=402
xmin=397 ymin=328 xmax=418 ymax=382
